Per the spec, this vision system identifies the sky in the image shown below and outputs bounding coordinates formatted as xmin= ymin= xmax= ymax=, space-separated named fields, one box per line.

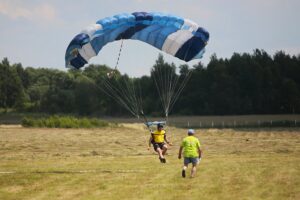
xmin=0 ymin=0 xmax=299 ymax=77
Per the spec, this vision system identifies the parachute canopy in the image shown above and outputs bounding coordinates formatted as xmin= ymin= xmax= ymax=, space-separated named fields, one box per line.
xmin=65 ymin=12 xmax=209 ymax=69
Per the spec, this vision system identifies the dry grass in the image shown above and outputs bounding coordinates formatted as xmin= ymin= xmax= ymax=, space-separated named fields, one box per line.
xmin=0 ymin=125 xmax=299 ymax=200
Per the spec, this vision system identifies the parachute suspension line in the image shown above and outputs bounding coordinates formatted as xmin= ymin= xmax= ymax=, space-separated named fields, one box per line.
xmin=161 ymin=62 xmax=172 ymax=115
xmin=103 ymin=75 xmax=145 ymax=119
xmin=107 ymin=39 xmax=124 ymax=78
xmin=152 ymin=62 xmax=180 ymax=119
xmin=75 ymin=73 xmax=150 ymax=135
xmin=164 ymin=63 xmax=171 ymax=115
xmin=102 ymin=78 xmax=139 ymax=118
xmin=139 ymin=108 xmax=153 ymax=149
xmin=169 ymin=69 xmax=193 ymax=113
xmin=78 ymin=71 xmax=147 ymax=121
xmin=74 ymin=73 xmax=138 ymax=118
xmin=103 ymin=74 xmax=152 ymax=149
xmin=114 ymin=39 xmax=124 ymax=71
xmin=158 ymin=62 xmax=168 ymax=115
xmin=165 ymin=39 xmax=194 ymax=113
xmin=103 ymin=38 xmax=151 ymax=120
xmin=131 ymin=22 xmax=149 ymax=121
xmin=104 ymin=82 xmax=133 ymax=116
xmin=152 ymin=65 xmax=193 ymax=143
xmin=135 ymin=80 xmax=155 ymax=147
xmin=136 ymin=78 xmax=145 ymax=117
xmin=152 ymin=66 xmax=167 ymax=116
xmin=114 ymin=39 xmax=144 ymax=118
xmin=153 ymin=64 xmax=174 ymax=142
xmin=124 ymin=77 xmax=141 ymax=118
xmin=164 ymin=65 xmax=179 ymax=143
xmin=153 ymin=64 xmax=170 ymax=118
xmin=166 ymin=65 xmax=180 ymax=115
xmin=152 ymin=57 xmax=193 ymax=125
xmin=132 ymin=78 xmax=153 ymax=146
xmin=165 ymin=39 xmax=194 ymax=112
xmin=101 ymin=39 xmax=144 ymax=118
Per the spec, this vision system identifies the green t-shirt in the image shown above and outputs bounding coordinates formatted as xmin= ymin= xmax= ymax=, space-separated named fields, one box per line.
xmin=181 ymin=136 xmax=201 ymax=158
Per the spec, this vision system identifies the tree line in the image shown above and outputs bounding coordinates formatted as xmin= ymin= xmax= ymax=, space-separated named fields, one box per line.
xmin=0 ymin=49 xmax=299 ymax=116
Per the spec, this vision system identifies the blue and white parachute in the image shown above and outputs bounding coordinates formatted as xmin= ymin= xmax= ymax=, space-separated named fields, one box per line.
xmin=65 ymin=12 xmax=209 ymax=69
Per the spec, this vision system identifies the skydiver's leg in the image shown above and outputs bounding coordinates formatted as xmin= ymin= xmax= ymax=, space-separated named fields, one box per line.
xmin=162 ymin=144 xmax=168 ymax=156
xmin=155 ymin=147 xmax=165 ymax=163
xmin=156 ymin=148 xmax=163 ymax=158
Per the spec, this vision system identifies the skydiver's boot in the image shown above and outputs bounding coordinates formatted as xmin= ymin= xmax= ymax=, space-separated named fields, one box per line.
xmin=159 ymin=157 xmax=166 ymax=163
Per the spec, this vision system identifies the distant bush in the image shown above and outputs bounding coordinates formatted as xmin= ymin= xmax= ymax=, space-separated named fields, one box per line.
xmin=22 ymin=115 xmax=109 ymax=128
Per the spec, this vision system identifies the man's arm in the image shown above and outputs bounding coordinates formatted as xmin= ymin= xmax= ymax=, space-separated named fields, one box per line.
xmin=164 ymin=133 xmax=172 ymax=145
xmin=178 ymin=146 xmax=183 ymax=159
xmin=198 ymin=147 xmax=202 ymax=158
xmin=197 ymin=139 xmax=202 ymax=158
xmin=164 ymin=134 xmax=168 ymax=143
xmin=148 ymin=135 xmax=153 ymax=147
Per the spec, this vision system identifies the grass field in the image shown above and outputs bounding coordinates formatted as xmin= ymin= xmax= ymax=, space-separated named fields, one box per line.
xmin=0 ymin=124 xmax=299 ymax=200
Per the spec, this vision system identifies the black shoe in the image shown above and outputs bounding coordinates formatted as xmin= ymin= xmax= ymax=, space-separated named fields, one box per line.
xmin=159 ymin=157 xmax=166 ymax=163
xmin=182 ymin=170 xmax=186 ymax=178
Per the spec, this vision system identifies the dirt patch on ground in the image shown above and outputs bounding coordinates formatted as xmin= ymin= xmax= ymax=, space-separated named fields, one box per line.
xmin=0 ymin=124 xmax=22 ymax=128
xmin=120 ymin=123 xmax=146 ymax=131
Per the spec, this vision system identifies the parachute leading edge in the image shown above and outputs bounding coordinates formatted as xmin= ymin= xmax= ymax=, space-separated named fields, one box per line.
xmin=65 ymin=12 xmax=209 ymax=69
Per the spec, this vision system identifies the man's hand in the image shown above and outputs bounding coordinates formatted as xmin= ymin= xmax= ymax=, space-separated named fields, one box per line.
xmin=167 ymin=142 xmax=173 ymax=146
xmin=198 ymin=157 xmax=202 ymax=164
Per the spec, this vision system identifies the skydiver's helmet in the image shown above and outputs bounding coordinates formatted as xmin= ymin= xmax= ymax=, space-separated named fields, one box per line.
xmin=157 ymin=123 xmax=163 ymax=129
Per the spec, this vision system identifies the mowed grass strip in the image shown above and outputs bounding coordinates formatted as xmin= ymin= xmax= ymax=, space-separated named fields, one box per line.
xmin=0 ymin=125 xmax=299 ymax=200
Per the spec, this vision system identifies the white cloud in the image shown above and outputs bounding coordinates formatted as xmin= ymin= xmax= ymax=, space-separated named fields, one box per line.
xmin=0 ymin=0 xmax=59 ymax=23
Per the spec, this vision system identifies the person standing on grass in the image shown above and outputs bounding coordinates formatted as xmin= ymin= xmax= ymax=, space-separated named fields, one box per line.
xmin=178 ymin=129 xmax=202 ymax=178
xmin=149 ymin=123 xmax=171 ymax=163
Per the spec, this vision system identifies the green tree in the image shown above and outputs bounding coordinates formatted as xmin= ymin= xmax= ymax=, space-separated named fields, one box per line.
xmin=0 ymin=58 xmax=25 ymax=111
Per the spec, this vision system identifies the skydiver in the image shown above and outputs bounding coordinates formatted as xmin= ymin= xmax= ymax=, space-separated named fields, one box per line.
xmin=148 ymin=123 xmax=171 ymax=163
xmin=178 ymin=129 xmax=202 ymax=178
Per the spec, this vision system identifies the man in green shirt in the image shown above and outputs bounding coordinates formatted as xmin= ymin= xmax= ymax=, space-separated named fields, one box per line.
xmin=178 ymin=129 xmax=202 ymax=178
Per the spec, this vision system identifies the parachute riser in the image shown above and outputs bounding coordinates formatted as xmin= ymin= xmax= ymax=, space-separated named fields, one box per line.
xmin=140 ymin=110 xmax=153 ymax=133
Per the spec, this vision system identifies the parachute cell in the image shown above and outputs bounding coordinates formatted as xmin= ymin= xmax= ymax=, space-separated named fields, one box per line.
xmin=65 ymin=12 xmax=209 ymax=69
